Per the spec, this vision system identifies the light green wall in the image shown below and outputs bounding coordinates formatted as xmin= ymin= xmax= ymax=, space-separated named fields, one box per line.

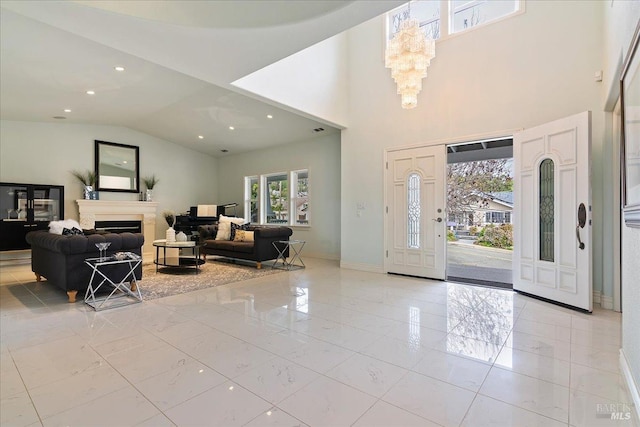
xmin=215 ymin=133 xmax=341 ymax=260
xmin=0 ymin=120 xmax=218 ymax=239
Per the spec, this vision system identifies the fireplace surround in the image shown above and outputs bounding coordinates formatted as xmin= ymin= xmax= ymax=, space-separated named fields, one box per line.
xmin=77 ymin=200 xmax=158 ymax=262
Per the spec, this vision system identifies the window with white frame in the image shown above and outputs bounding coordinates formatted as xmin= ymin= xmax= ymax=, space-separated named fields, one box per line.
xmin=245 ymin=169 xmax=310 ymax=226
xmin=292 ymin=170 xmax=309 ymax=225
xmin=386 ymin=1 xmax=522 ymax=45
xmin=264 ymin=173 xmax=289 ymax=224
xmin=387 ymin=1 xmax=441 ymax=41
xmin=485 ymin=211 xmax=511 ymax=224
xmin=244 ymin=176 xmax=259 ymax=223
xmin=450 ymin=0 xmax=520 ymax=34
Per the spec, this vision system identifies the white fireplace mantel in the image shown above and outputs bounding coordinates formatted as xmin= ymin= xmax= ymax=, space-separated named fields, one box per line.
xmin=77 ymin=200 xmax=158 ymax=262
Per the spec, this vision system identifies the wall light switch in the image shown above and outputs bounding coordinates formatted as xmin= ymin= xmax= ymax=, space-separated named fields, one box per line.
xmin=356 ymin=202 xmax=365 ymax=210
xmin=594 ymin=70 xmax=603 ymax=82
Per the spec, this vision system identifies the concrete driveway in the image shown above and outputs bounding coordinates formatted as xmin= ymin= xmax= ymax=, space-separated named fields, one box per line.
xmin=447 ymin=241 xmax=512 ymax=285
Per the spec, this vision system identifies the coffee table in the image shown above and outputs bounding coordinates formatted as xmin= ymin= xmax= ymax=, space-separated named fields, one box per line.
xmin=153 ymin=240 xmax=204 ymax=273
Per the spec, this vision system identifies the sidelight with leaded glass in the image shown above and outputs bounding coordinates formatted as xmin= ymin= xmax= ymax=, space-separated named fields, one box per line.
xmin=539 ymin=159 xmax=554 ymax=262
xmin=407 ymin=173 xmax=421 ymax=249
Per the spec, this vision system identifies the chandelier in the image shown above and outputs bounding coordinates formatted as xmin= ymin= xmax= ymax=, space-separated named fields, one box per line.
xmin=385 ymin=16 xmax=436 ymax=109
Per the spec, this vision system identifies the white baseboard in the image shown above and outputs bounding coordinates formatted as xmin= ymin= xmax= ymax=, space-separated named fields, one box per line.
xmin=339 ymin=261 xmax=384 ymax=274
xmin=593 ymin=291 xmax=615 ymax=310
xmin=593 ymin=291 xmax=601 ymax=304
xmin=302 ymin=251 xmax=340 ymax=261
xmin=601 ymin=295 xmax=614 ymax=310
xmin=620 ymin=349 xmax=640 ymax=422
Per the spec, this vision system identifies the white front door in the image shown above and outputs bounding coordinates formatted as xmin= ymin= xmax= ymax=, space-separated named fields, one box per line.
xmin=513 ymin=111 xmax=592 ymax=311
xmin=385 ymin=145 xmax=446 ymax=279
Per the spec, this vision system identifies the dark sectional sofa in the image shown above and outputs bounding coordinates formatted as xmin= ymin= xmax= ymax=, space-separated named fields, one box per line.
xmin=25 ymin=231 xmax=144 ymax=302
xmin=198 ymin=224 xmax=292 ymax=268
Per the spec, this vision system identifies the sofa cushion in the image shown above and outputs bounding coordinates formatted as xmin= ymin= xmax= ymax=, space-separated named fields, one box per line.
xmin=215 ymin=222 xmax=231 ymax=240
xmin=49 ymin=219 xmax=82 ymax=235
xmin=233 ymin=230 xmax=254 ymax=242
xmin=219 ymin=215 xmax=248 ymax=225
xmin=230 ymin=223 xmax=250 ymax=241
xmin=62 ymin=227 xmax=84 ymax=236
xmin=203 ymin=239 xmax=254 ymax=253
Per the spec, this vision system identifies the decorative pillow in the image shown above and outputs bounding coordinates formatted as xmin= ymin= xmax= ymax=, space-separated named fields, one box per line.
xmin=62 ymin=227 xmax=84 ymax=236
xmin=219 ymin=214 xmax=248 ymax=225
xmin=230 ymin=222 xmax=250 ymax=241
xmin=215 ymin=221 xmax=231 ymax=240
xmin=233 ymin=230 xmax=254 ymax=242
xmin=49 ymin=219 xmax=82 ymax=235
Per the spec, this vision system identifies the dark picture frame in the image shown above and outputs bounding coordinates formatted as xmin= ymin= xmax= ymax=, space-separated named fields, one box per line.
xmin=621 ymin=21 xmax=640 ymax=227
xmin=95 ymin=140 xmax=140 ymax=193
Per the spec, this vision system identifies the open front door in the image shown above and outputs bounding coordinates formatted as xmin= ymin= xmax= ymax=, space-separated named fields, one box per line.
xmin=513 ymin=111 xmax=592 ymax=311
xmin=385 ymin=145 xmax=446 ymax=279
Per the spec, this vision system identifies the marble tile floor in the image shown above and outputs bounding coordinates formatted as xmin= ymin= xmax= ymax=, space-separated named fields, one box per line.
xmin=1 ymin=258 xmax=637 ymax=427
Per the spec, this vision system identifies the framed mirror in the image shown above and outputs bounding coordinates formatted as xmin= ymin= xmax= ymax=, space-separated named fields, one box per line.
xmin=95 ymin=140 xmax=140 ymax=193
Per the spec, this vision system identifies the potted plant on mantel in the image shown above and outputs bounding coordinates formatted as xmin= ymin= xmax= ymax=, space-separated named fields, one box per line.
xmin=71 ymin=170 xmax=97 ymax=200
xmin=142 ymin=175 xmax=159 ymax=201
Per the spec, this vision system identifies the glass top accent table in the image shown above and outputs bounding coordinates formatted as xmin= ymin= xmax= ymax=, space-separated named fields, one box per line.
xmin=153 ymin=239 xmax=203 ymax=273
xmin=84 ymin=255 xmax=142 ymax=311
xmin=272 ymin=239 xmax=306 ymax=270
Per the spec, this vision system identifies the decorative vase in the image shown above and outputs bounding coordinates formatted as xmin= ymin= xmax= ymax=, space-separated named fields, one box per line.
xmin=166 ymin=227 xmax=176 ymax=243
xmin=176 ymin=231 xmax=187 ymax=242
xmin=83 ymin=186 xmax=93 ymax=200
xmin=146 ymin=189 xmax=153 ymax=202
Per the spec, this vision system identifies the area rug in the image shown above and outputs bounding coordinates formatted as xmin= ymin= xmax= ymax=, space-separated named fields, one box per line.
xmin=138 ymin=258 xmax=284 ymax=301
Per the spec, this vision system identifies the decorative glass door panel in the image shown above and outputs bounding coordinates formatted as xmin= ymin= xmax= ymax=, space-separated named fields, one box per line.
xmin=0 ymin=182 xmax=64 ymax=251
xmin=407 ymin=173 xmax=421 ymax=249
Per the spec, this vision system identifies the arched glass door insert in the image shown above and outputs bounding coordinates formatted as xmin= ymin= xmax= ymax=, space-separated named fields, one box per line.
xmin=407 ymin=173 xmax=421 ymax=249
xmin=539 ymin=158 xmax=554 ymax=262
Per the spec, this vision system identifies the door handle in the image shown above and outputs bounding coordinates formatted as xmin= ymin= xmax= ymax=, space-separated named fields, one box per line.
xmin=576 ymin=203 xmax=586 ymax=250
xmin=432 ymin=217 xmax=442 ymax=222
xmin=576 ymin=226 xmax=585 ymax=250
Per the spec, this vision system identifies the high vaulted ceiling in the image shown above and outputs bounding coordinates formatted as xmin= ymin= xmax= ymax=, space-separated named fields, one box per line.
xmin=0 ymin=0 xmax=402 ymax=157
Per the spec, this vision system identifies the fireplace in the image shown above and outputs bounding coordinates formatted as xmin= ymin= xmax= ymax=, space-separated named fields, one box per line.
xmin=77 ymin=200 xmax=158 ymax=263
xmin=94 ymin=220 xmax=142 ymax=234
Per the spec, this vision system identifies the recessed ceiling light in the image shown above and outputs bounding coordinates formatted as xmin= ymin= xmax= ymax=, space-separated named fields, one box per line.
xmin=198 ymin=135 xmax=204 ymax=139
xmin=86 ymin=90 xmax=95 ymax=95
xmin=267 ymin=114 xmax=273 ymax=119
xmin=221 ymin=149 xmax=229 ymax=153
xmin=123 ymin=160 xmax=128 ymax=164
xmin=229 ymin=126 xmax=235 ymax=130
xmin=64 ymin=109 xmax=71 ymax=113
xmin=114 ymin=66 xmax=125 ymax=72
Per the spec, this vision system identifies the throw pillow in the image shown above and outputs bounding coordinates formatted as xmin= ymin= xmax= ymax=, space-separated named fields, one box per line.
xmin=233 ymin=230 xmax=255 ymax=242
xmin=215 ymin=221 xmax=231 ymax=240
xmin=230 ymin=222 xmax=250 ymax=241
xmin=49 ymin=219 xmax=82 ymax=235
xmin=219 ymin=214 xmax=248 ymax=225
xmin=62 ymin=227 xmax=84 ymax=236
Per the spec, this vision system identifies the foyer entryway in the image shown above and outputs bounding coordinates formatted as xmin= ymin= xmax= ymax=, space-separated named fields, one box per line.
xmin=446 ymin=138 xmax=514 ymax=289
